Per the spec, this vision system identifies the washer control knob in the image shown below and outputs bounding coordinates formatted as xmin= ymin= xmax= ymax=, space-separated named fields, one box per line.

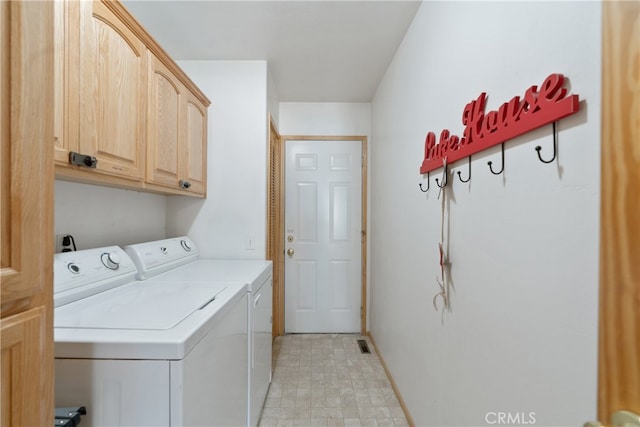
xmin=180 ymin=240 xmax=192 ymax=252
xmin=67 ymin=263 xmax=80 ymax=274
xmin=160 ymin=247 xmax=168 ymax=254
xmin=101 ymin=252 xmax=121 ymax=270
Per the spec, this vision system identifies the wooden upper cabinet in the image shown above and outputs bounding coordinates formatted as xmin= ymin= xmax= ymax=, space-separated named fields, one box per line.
xmin=182 ymin=91 xmax=208 ymax=196
xmin=1 ymin=1 xmax=54 ymax=425
xmin=53 ymin=0 xmax=72 ymax=165
xmin=147 ymin=54 xmax=183 ymax=188
xmin=54 ymin=0 xmax=209 ymax=196
xmin=76 ymin=0 xmax=147 ymax=180
xmin=147 ymin=53 xmax=208 ymax=196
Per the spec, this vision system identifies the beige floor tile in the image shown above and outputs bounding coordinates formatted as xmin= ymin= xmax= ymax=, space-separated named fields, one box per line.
xmin=393 ymin=417 xmax=410 ymax=426
xmin=259 ymin=334 xmax=408 ymax=427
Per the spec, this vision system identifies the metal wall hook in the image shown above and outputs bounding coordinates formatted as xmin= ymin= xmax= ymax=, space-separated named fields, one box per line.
xmin=435 ymin=165 xmax=448 ymax=188
xmin=457 ymin=156 xmax=471 ymax=183
xmin=535 ymin=121 xmax=557 ymax=164
xmin=419 ymin=172 xmax=430 ymax=192
xmin=487 ymin=143 xmax=505 ymax=175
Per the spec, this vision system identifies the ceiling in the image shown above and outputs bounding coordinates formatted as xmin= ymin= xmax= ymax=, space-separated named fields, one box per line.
xmin=122 ymin=1 xmax=422 ymax=102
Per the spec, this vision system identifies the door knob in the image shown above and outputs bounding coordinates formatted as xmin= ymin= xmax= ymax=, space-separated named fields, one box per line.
xmin=287 ymin=248 xmax=294 ymax=257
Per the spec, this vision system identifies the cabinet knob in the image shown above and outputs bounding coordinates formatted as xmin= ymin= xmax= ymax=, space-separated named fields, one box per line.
xmin=179 ymin=180 xmax=191 ymax=189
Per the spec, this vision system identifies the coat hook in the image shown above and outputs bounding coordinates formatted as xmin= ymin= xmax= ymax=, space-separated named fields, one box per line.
xmin=535 ymin=121 xmax=557 ymax=164
xmin=487 ymin=143 xmax=505 ymax=175
xmin=457 ymin=156 xmax=471 ymax=183
xmin=419 ymin=172 xmax=430 ymax=192
xmin=435 ymin=165 xmax=448 ymax=188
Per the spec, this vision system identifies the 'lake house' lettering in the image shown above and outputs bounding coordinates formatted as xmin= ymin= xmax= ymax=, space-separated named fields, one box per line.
xmin=420 ymin=73 xmax=580 ymax=174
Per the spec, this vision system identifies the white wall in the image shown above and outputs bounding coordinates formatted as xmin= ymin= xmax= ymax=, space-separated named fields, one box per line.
xmin=268 ymin=66 xmax=280 ymax=130
xmin=54 ymin=180 xmax=167 ymax=250
xmin=369 ymin=2 xmax=601 ymax=427
xmin=166 ymin=61 xmax=269 ymax=259
xmin=279 ymin=103 xmax=371 ymax=136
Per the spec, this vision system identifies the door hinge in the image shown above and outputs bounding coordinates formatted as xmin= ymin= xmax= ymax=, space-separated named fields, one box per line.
xmin=361 ymin=230 xmax=366 ymax=243
xmin=360 ymin=306 xmax=363 ymax=319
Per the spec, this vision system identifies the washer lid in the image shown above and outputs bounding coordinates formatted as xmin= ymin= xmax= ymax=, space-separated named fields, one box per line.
xmin=55 ymin=282 xmax=226 ymax=330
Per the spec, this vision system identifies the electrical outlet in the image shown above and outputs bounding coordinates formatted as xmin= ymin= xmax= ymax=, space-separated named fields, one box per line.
xmin=56 ymin=234 xmax=75 ymax=253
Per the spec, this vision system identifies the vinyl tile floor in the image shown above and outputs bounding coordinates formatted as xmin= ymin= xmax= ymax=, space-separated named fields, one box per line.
xmin=258 ymin=334 xmax=410 ymax=427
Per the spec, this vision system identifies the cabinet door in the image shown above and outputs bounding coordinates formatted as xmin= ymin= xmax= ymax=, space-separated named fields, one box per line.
xmin=1 ymin=308 xmax=51 ymax=427
xmin=1 ymin=1 xmax=54 ymax=426
xmin=54 ymin=0 xmax=70 ymax=164
xmin=77 ymin=0 xmax=146 ymax=180
xmin=1 ymin=0 xmax=54 ymax=308
xmin=147 ymin=54 xmax=182 ymax=188
xmin=181 ymin=91 xmax=208 ymax=196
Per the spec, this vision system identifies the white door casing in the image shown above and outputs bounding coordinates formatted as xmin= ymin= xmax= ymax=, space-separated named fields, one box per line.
xmin=284 ymin=140 xmax=362 ymax=333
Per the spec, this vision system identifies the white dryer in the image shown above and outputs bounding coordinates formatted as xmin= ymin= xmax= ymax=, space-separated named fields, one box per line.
xmin=54 ymin=245 xmax=248 ymax=426
xmin=125 ymin=237 xmax=273 ymax=427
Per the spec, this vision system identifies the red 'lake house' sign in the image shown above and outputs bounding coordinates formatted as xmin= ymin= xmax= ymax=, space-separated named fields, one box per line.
xmin=420 ymin=73 xmax=580 ymax=174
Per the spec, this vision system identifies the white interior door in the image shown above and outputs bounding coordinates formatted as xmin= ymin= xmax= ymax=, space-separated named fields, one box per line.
xmin=284 ymin=140 xmax=362 ymax=333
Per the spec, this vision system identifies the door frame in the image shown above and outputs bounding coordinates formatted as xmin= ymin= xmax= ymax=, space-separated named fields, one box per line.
xmin=598 ymin=1 xmax=640 ymax=420
xmin=267 ymin=131 xmax=368 ymax=337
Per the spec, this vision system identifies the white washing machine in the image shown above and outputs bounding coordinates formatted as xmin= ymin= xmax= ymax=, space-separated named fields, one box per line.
xmin=125 ymin=237 xmax=273 ymax=427
xmin=53 ymin=244 xmax=248 ymax=426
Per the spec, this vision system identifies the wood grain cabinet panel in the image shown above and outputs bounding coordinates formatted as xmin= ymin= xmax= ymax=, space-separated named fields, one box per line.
xmin=1 ymin=1 xmax=54 ymax=426
xmin=53 ymin=0 xmax=73 ymax=165
xmin=147 ymin=54 xmax=183 ymax=187
xmin=181 ymin=91 xmax=208 ymax=196
xmin=54 ymin=0 xmax=209 ymax=196
xmin=147 ymin=53 xmax=208 ymax=196
xmin=77 ymin=0 xmax=147 ymax=180
xmin=1 ymin=308 xmax=51 ymax=427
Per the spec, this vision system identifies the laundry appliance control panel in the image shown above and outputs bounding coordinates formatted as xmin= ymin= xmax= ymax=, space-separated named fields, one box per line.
xmin=54 ymin=246 xmax=137 ymax=307
xmin=125 ymin=237 xmax=199 ymax=280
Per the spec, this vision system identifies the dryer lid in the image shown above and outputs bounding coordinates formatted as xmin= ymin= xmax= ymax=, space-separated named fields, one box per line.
xmin=55 ymin=282 xmax=226 ymax=330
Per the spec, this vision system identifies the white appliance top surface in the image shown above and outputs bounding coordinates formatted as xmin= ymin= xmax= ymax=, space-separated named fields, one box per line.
xmin=55 ymin=282 xmax=226 ymax=330
xmin=124 ymin=237 xmax=272 ymax=289
xmin=55 ymin=281 xmax=248 ymax=360
xmin=53 ymin=240 xmax=252 ymax=360
xmin=148 ymin=259 xmax=273 ymax=291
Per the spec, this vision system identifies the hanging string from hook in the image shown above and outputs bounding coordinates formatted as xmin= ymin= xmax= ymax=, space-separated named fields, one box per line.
xmin=434 ymin=158 xmax=450 ymax=321
xmin=435 ymin=163 xmax=448 ymax=189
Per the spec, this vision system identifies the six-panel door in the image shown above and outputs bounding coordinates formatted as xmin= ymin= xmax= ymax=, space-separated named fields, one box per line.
xmin=284 ymin=140 xmax=363 ymax=333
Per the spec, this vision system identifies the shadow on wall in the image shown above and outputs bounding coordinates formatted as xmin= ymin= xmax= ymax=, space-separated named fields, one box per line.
xmin=166 ymin=195 xmax=207 ymax=236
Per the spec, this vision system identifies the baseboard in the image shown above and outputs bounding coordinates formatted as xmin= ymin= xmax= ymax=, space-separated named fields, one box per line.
xmin=366 ymin=331 xmax=415 ymax=427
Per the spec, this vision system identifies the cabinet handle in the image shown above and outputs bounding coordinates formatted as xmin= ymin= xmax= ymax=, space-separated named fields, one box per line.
xmin=179 ymin=180 xmax=191 ymax=189
xmin=69 ymin=151 xmax=97 ymax=168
